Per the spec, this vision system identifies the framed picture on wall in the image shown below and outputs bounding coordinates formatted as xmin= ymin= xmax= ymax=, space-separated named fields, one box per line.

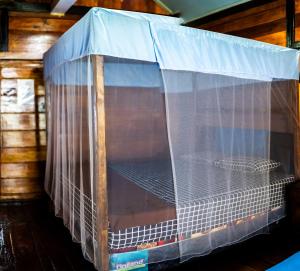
xmin=0 ymin=79 xmax=35 ymax=113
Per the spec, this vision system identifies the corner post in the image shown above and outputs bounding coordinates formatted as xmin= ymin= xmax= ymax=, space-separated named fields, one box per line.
xmin=92 ymin=55 xmax=109 ymax=271
xmin=286 ymin=0 xmax=295 ymax=48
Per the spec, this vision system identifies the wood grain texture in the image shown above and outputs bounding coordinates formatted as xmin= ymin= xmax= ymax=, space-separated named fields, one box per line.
xmin=0 ymin=192 xmax=42 ymax=200
xmin=1 ymin=67 xmax=43 ymax=79
xmin=8 ymin=30 xmax=60 ymax=54
xmin=2 ymin=131 xmax=46 ymax=147
xmin=0 ymin=12 xmax=75 ymax=60
xmin=1 ymin=113 xmax=45 ymax=130
xmin=75 ymin=0 xmax=168 ymax=14
xmin=294 ymin=84 xmax=300 ymax=178
xmin=1 ymin=147 xmax=47 ymax=162
xmin=199 ymin=0 xmax=285 ymax=32
xmin=0 ymin=178 xmax=43 ymax=194
xmin=0 ymin=52 xmax=44 ymax=60
xmin=92 ymin=55 xmax=109 ymax=271
xmin=196 ymin=0 xmax=300 ymax=47
xmin=255 ymin=31 xmax=286 ymax=46
xmin=0 ymin=60 xmax=46 ymax=201
xmin=11 ymin=0 xmax=169 ymax=14
xmin=9 ymin=16 xmax=77 ymax=32
xmin=206 ymin=5 xmax=285 ymax=34
xmin=1 ymin=162 xmax=45 ymax=178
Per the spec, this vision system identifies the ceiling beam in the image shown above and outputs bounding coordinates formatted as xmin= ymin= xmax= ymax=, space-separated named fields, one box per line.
xmin=0 ymin=1 xmax=50 ymax=12
xmin=0 ymin=1 xmax=90 ymax=15
xmin=186 ymin=0 xmax=276 ymax=27
xmin=67 ymin=6 xmax=91 ymax=16
xmin=51 ymin=0 xmax=76 ymax=15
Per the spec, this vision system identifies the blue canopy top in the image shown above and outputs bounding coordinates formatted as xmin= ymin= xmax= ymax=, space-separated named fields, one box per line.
xmin=44 ymin=8 xmax=299 ymax=81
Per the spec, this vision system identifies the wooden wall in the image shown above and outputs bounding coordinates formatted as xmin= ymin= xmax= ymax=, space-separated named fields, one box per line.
xmin=0 ymin=1 xmax=167 ymax=201
xmin=0 ymin=60 xmax=46 ymax=200
xmin=195 ymin=0 xmax=300 ymax=47
xmin=0 ymin=12 xmax=78 ymax=60
xmin=76 ymin=0 xmax=168 ymax=14
xmin=0 ymin=12 xmax=76 ymax=200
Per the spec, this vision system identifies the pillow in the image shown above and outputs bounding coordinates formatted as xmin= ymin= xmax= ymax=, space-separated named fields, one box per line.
xmin=180 ymin=153 xmax=214 ymax=165
xmin=214 ymin=158 xmax=280 ymax=173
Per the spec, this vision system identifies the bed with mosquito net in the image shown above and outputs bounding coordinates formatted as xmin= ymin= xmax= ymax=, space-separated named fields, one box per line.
xmin=44 ymin=8 xmax=299 ymax=271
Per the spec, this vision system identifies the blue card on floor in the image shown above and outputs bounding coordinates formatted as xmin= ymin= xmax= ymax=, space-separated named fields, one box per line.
xmin=267 ymin=252 xmax=300 ymax=271
xmin=110 ymin=250 xmax=148 ymax=271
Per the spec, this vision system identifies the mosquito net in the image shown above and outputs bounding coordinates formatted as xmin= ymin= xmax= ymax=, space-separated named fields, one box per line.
xmin=44 ymin=8 xmax=299 ymax=270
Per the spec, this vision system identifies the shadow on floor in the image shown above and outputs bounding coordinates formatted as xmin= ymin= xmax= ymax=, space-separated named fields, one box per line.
xmin=0 ymin=199 xmax=95 ymax=271
xmin=0 ymin=199 xmax=299 ymax=271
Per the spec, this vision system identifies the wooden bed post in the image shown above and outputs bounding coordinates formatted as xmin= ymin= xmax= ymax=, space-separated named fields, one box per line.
xmin=92 ymin=55 xmax=109 ymax=271
xmin=295 ymin=83 xmax=300 ymax=179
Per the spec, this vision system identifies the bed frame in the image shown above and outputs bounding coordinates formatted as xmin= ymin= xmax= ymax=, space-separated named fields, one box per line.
xmin=90 ymin=54 xmax=297 ymax=271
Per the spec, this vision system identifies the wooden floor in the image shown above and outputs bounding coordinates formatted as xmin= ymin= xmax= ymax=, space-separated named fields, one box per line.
xmin=0 ymin=199 xmax=299 ymax=271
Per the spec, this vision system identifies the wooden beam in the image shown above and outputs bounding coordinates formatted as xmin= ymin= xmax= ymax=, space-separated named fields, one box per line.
xmin=186 ymin=0 xmax=278 ymax=27
xmin=229 ymin=17 xmax=286 ymax=38
xmin=297 ymin=83 xmax=300 ymax=179
xmin=200 ymin=2 xmax=285 ymax=33
xmin=227 ymin=9 xmax=300 ymax=41
xmin=0 ymin=9 xmax=9 ymax=52
xmin=293 ymin=40 xmax=300 ymax=49
xmin=0 ymin=2 xmax=50 ymax=12
xmin=254 ymin=30 xmax=286 ymax=46
xmin=9 ymin=11 xmax=81 ymax=20
xmin=0 ymin=1 xmax=89 ymax=16
xmin=51 ymin=0 xmax=76 ymax=15
xmin=0 ymin=52 xmax=44 ymax=60
xmin=65 ymin=5 xmax=91 ymax=15
xmin=92 ymin=55 xmax=109 ymax=271
xmin=9 ymin=16 xmax=77 ymax=32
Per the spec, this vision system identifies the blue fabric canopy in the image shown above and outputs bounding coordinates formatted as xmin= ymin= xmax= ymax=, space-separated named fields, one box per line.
xmin=44 ymin=8 xmax=299 ymax=82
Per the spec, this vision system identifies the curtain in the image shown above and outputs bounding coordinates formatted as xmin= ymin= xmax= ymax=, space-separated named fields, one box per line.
xmin=44 ymin=56 xmax=100 ymax=268
xmin=161 ymin=70 xmax=274 ymax=261
xmin=44 ymin=55 xmax=298 ymax=268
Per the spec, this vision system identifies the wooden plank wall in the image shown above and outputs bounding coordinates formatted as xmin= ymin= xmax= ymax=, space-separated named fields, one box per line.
xmin=0 ymin=1 xmax=167 ymax=201
xmin=0 ymin=12 xmax=78 ymax=200
xmin=0 ymin=12 xmax=78 ymax=60
xmin=76 ymin=0 xmax=168 ymax=14
xmin=196 ymin=0 xmax=300 ymax=47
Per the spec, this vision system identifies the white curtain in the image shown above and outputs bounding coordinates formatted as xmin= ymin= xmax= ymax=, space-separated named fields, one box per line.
xmin=44 ymin=56 xmax=100 ymax=268
xmin=44 ymin=53 xmax=298 ymax=270
xmin=162 ymin=70 xmax=272 ymax=261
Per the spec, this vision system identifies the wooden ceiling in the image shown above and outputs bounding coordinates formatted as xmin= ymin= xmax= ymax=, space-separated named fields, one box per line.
xmin=194 ymin=0 xmax=299 ymax=47
xmin=0 ymin=0 xmax=169 ymax=14
xmin=155 ymin=0 xmax=253 ymax=23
